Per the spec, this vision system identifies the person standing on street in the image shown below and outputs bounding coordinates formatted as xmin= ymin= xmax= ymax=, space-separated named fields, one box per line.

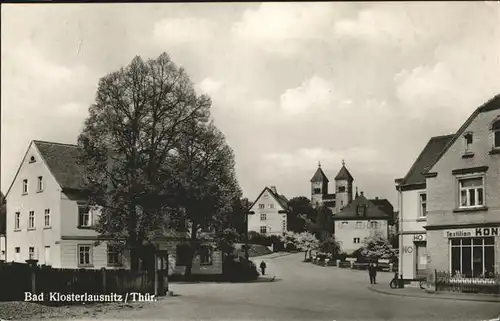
xmin=369 ymin=263 xmax=378 ymax=284
xmin=260 ymin=261 xmax=267 ymax=275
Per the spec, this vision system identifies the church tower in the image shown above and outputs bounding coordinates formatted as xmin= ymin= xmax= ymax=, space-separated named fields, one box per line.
xmin=310 ymin=161 xmax=329 ymax=208
xmin=334 ymin=160 xmax=354 ymax=213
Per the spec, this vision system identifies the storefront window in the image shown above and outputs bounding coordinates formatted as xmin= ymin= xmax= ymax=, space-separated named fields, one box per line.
xmin=450 ymin=237 xmax=495 ymax=278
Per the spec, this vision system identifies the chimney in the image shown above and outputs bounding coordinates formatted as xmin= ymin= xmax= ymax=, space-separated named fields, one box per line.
xmin=360 ymin=191 xmax=364 ymax=197
xmin=270 ymin=186 xmax=277 ymax=194
xmin=375 ymin=197 xmax=379 ymax=200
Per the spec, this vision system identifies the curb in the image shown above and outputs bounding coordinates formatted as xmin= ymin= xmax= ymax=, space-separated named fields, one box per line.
xmin=367 ymin=285 xmax=500 ymax=303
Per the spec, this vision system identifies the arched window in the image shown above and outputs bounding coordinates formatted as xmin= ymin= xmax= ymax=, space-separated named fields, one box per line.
xmin=492 ymin=119 xmax=500 ymax=149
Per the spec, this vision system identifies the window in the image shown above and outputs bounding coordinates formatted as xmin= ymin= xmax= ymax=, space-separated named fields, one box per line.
xmin=313 ymin=188 xmax=321 ymax=194
xmin=353 ymin=238 xmax=361 ymax=244
xmin=269 ymin=204 xmax=274 ymax=209
xmin=355 ymin=221 xmax=364 ymax=229
xmin=464 ymin=132 xmax=473 ymax=153
xmin=78 ymin=245 xmax=92 ymax=267
xmin=341 ymin=221 xmax=349 ymax=229
xmin=29 ymin=156 xmax=36 ymax=163
xmin=199 ymin=246 xmax=212 ymax=265
xmin=44 ymin=246 xmax=51 ymax=266
xmin=37 ymin=176 xmax=43 ymax=192
xmin=419 ymin=193 xmax=427 ymax=217
xmin=338 ymin=186 xmax=346 ymax=193
xmin=370 ymin=221 xmax=379 ymax=229
xmin=43 ymin=209 xmax=51 ymax=227
xmin=14 ymin=212 xmax=20 ymax=230
xmin=282 ymin=220 xmax=286 ymax=231
xmin=258 ymin=204 xmax=265 ymax=209
xmin=260 ymin=226 xmax=267 ymax=234
xmin=28 ymin=211 xmax=35 ymax=229
xmin=22 ymin=179 xmax=28 ymax=194
xmin=107 ymin=245 xmax=121 ymax=266
xmin=458 ymin=177 xmax=484 ymax=208
xmin=28 ymin=247 xmax=35 ymax=260
xmin=78 ymin=206 xmax=92 ymax=227
xmin=260 ymin=213 xmax=266 ymax=221
xmin=15 ymin=247 xmax=20 ymax=261
xmin=492 ymin=119 xmax=500 ymax=148
xmin=450 ymin=238 xmax=494 ymax=278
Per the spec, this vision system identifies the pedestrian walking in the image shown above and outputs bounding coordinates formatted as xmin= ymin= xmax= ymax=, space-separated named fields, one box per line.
xmin=368 ymin=263 xmax=378 ymax=284
xmin=260 ymin=261 xmax=267 ymax=275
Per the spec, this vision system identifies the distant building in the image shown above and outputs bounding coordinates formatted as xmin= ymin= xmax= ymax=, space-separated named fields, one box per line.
xmin=248 ymin=186 xmax=290 ymax=236
xmin=332 ymin=192 xmax=394 ymax=254
xmin=310 ymin=160 xmax=354 ymax=213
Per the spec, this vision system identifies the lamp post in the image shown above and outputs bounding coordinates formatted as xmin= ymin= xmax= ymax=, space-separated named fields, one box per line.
xmin=396 ymin=181 xmax=404 ymax=288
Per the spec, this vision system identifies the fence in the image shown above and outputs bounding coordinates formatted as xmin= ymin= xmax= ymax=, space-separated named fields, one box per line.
xmin=0 ymin=262 xmax=168 ymax=303
xmin=435 ymin=270 xmax=500 ymax=295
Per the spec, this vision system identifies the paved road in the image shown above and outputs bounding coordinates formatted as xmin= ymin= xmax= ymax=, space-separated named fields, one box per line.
xmin=69 ymin=253 xmax=500 ymax=321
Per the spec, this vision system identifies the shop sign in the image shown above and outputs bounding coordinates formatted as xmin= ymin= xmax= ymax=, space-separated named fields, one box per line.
xmin=413 ymin=234 xmax=427 ymax=242
xmin=443 ymin=227 xmax=500 ymax=238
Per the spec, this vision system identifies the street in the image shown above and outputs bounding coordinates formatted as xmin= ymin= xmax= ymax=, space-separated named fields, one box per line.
xmin=62 ymin=252 xmax=500 ymax=321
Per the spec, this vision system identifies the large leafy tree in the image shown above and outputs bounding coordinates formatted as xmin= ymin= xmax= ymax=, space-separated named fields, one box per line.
xmin=78 ymin=53 xmax=211 ymax=270
xmin=172 ymin=121 xmax=242 ymax=276
xmin=287 ymin=196 xmax=314 ymax=232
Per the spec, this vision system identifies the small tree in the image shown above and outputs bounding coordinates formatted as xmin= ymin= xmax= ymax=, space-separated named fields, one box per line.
xmin=360 ymin=232 xmax=398 ymax=261
xmin=279 ymin=231 xmax=319 ymax=260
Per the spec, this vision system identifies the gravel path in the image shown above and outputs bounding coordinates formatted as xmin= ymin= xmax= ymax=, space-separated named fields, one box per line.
xmin=0 ymin=301 xmax=147 ymax=320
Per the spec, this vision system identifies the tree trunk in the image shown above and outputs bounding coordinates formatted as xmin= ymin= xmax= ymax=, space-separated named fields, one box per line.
xmin=184 ymin=223 xmax=198 ymax=278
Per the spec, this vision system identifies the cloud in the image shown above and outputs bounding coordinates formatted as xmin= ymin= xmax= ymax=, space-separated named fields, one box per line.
xmin=197 ymin=77 xmax=224 ymax=95
xmin=231 ymin=3 xmax=342 ymax=56
xmin=279 ymin=76 xmax=337 ymax=114
xmin=154 ymin=17 xmax=217 ymax=45
xmin=263 ymin=147 xmax=380 ymax=171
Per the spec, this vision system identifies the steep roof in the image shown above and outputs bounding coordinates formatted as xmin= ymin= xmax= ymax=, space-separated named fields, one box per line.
xmin=249 ymin=186 xmax=290 ymax=213
xmin=310 ymin=166 xmax=329 ymax=183
xmin=334 ymin=165 xmax=354 ymax=181
xmin=424 ymin=94 xmax=500 ymax=175
xmin=369 ymin=198 xmax=394 ymax=217
xmin=33 ymin=141 xmax=86 ymax=191
xmin=333 ymin=195 xmax=392 ymax=219
xmin=399 ymin=134 xmax=454 ymax=186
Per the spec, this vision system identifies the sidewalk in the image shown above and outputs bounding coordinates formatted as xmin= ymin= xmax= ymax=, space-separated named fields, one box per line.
xmin=368 ymin=282 xmax=500 ymax=303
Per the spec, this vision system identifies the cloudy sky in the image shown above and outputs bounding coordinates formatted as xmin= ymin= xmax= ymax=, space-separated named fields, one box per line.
xmin=2 ymin=2 xmax=500 ymax=208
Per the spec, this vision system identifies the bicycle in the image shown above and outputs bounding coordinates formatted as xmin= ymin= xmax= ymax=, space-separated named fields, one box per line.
xmin=419 ymin=278 xmax=427 ymax=290
xmin=389 ymin=272 xmax=399 ymax=289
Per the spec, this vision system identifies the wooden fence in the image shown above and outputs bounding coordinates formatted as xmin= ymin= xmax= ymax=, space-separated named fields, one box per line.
xmin=0 ymin=262 xmax=168 ymax=303
xmin=435 ymin=270 xmax=500 ymax=295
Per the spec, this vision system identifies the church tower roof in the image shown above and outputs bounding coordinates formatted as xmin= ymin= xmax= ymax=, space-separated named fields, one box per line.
xmin=310 ymin=161 xmax=329 ymax=183
xmin=334 ymin=160 xmax=354 ymax=181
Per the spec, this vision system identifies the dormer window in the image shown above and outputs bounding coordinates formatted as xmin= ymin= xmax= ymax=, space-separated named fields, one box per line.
xmin=357 ymin=205 xmax=366 ymax=216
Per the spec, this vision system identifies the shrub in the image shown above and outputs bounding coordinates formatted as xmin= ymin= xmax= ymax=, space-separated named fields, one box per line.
xmin=222 ymin=256 xmax=259 ymax=282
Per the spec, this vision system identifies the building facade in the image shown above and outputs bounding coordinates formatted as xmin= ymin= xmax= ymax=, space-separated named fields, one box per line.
xmin=310 ymin=161 xmax=354 ymax=213
xmin=248 ymin=186 xmax=289 ymax=235
xmin=4 ymin=140 xmax=222 ymax=274
xmin=333 ymin=193 xmax=394 ymax=254
xmin=395 ymin=134 xmax=454 ymax=281
xmin=424 ymin=95 xmax=500 ymax=280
